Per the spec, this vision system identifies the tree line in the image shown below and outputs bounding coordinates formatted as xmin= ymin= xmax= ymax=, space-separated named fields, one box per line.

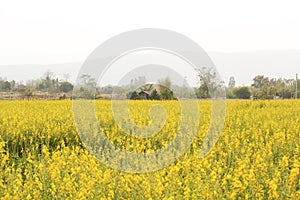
xmin=226 ymin=75 xmax=299 ymax=99
xmin=0 ymin=69 xmax=299 ymax=100
xmin=0 ymin=71 xmax=73 ymax=99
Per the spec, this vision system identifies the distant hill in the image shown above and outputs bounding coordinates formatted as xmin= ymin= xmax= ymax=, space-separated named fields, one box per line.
xmin=1 ymin=49 xmax=299 ymax=86
xmin=0 ymin=62 xmax=82 ymax=83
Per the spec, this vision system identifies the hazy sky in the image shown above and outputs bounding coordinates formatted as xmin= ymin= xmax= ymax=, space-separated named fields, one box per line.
xmin=0 ymin=0 xmax=300 ymax=85
xmin=1 ymin=0 xmax=300 ymax=64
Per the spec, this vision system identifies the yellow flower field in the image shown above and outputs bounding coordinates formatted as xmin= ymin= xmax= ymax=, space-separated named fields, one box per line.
xmin=0 ymin=100 xmax=299 ymax=199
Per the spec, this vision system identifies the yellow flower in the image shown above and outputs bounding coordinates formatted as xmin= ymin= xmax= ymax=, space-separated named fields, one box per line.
xmin=0 ymin=100 xmax=299 ymax=199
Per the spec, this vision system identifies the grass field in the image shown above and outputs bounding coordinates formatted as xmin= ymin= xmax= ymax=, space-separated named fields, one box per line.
xmin=0 ymin=100 xmax=299 ymax=199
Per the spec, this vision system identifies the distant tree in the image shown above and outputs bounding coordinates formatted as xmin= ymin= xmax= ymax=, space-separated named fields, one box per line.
xmin=284 ymin=79 xmax=294 ymax=99
xmin=2 ymin=81 xmax=11 ymax=92
xmin=160 ymin=87 xmax=175 ymax=100
xmin=252 ymin=75 xmax=269 ymax=89
xmin=226 ymin=91 xmax=235 ymax=99
xmin=73 ymin=74 xmax=96 ymax=99
xmin=195 ymin=67 xmax=222 ymax=99
xmin=10 ymin=80 xmax=16 ymax=91
xmin=19 ymin=88 xmax=33 ymax=100
xmin=158 ymin=77 xmax=172 ymax=88
xmin=100 ymin=85 xmax=114 ymax=94
xmin=130 ymin=76 xmax=146 ymax=90
xmin=44 ymin=70 xmax=55 ymax=92
xmin=226 ymin=76 xmax=236 ymax=99
xmin=150 ymin=89 xmax=160 ymax=100
xmin=80 ymin=74 xmax=96 ymax=88
xmin=233 ymin=87 xmax=251 ymax=99
xmin=177 ymin=77 xmax=191 ymax=99
xmin=251 ymin=75 xmax=273 ymax=99
xmin=197 ymin=85 xmax=208 ymax=98
xmin=59 ymin=82 xmax=74 ymax=93
xmin=228 ymin=76 xmax=236 ymax=89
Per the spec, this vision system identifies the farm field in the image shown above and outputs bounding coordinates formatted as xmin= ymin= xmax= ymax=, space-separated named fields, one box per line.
xmin=0 ymin=100 xmax=299 ymax=199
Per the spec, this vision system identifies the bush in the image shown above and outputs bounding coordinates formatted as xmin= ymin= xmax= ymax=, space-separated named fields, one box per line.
xmin=233 ymin=87 xmax=251 ymax=99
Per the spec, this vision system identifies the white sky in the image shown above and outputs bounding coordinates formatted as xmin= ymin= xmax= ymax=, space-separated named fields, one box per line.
xmin=99 ymin=50 xmax=199 ymax=86
xmin=1 ymin=0 xmax=300 ymax=65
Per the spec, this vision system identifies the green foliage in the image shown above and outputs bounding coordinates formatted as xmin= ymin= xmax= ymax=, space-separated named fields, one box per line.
xmin=59 ymin=82 xmax=74 ymax=93
xmin=150 ymin=89 xmax=160 ymax=100
xmin=1 ymin=81 xmax=11 ymax=91
xmin=196 ymin=84 xmax=210 ymax=98
xmin=158 ymin=77 xmax=171 ymax=88
xmin=252 ymin=75 xmax=269 ymax=89
xmin=196 ymin=67 xmax=224 ymax=99
xmin=73 ymin=74 xmax=96 ymax=99
xmin=250 ymin=76 xmax=297 ymax=100
xmin=233 ymin=87 xmax=251 ymax=99
xmin=160 ymin=87 xmax=175 ymax=100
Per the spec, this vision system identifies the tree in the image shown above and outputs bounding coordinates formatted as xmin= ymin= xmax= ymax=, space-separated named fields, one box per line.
xmin=158 ymin=77 xmax=172 ymax=88
xmin=233 ymin=87 xmax=251 ymax=99
xmin=10 ymin=80 xmax=16 ymax=91
xmin=177 ymin=77 xmax=192 ymax=99
xmin=2 ymin=81 xmax=11 ymax=92
xmin=19 ymin=88 xmax=33 ymax=100
xmin=130 ymin=76 xmax=146 ymax=90
xmin=73 ymin=74 xmax=96 ymax=99
xmin=196 ymin=84 xmax=209 ymax=98
xmin=59 ymin=82 xmax=74 ymax=93
xmin=196 ymin=67 xmax=222 ymax=99
xmin=150 ymin=89 xmax=160 ymax=100
xmin=44 ymin=70 xmax=55 ymax=92
xmin=160 ymin=87 xmax=175 ymax=100
xmin=252 ymin=75 xmax=269 ymax=89
xmin=228 ymin=76 xmax=236 ymax=89
xmin=226 ymin=76 xmax=236 ymax=99
xmin=251 ymin=75 xmax=273 ymax=99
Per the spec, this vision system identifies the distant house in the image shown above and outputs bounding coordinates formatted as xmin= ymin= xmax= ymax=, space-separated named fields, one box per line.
xmin=135 ymin=84 xmax=176 ymax=100
xmin=138 ymin=91 xmax=150 ymax=100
